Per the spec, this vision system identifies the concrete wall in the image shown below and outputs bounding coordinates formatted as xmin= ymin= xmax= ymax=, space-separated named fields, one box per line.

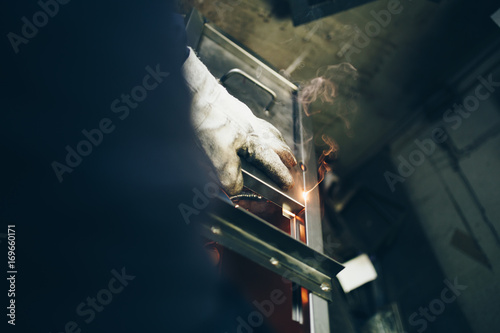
xmin=387 ymin=73 xmax=500 ymax=333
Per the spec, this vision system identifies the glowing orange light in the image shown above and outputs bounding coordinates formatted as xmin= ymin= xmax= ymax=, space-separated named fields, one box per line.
xmin=301 ymin=287 xmax=310 ymax=304
xmin=302 ymin=135 xmax=337 ymax=196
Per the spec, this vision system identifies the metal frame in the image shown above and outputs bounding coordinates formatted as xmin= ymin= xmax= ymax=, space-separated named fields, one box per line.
xmin=186 ymin=10 xmax=343 ymax=332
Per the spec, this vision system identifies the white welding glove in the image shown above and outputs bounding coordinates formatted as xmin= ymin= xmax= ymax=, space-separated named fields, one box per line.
xmin=182 ymin=47 xmax=297 ymax=195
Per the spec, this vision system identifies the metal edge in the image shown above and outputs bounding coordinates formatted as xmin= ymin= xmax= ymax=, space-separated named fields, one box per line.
xmin=242 ymin=168 xmax=305 ymax=212
xmin=202 ymin=24 xmax=299 ymax=91
xmin=202 ymin=214 xmax=334 ymax=301
xmin=185 ymin=9 xmax=206 ymax=49
xmin=295 ymin=83 xmax=338 ymax=333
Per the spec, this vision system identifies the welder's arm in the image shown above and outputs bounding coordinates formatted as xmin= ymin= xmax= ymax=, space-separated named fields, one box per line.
xmin=182 ymin=47 xmax=297 ymax=195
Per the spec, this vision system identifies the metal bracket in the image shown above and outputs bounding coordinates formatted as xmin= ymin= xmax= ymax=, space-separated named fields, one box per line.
xmin=198 ymin=198 xmax=344 ymax=302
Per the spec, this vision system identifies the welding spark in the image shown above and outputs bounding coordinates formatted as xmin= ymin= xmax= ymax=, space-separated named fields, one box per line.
xmin=302 ymin=135 xmax=338 ymax=198
xmin=299 ymin=64 xmax=357 ymax=198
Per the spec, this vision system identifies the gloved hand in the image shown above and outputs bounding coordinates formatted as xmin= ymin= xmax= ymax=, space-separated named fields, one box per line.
xmin=182 ymin=47 xmax=297 ymax=195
